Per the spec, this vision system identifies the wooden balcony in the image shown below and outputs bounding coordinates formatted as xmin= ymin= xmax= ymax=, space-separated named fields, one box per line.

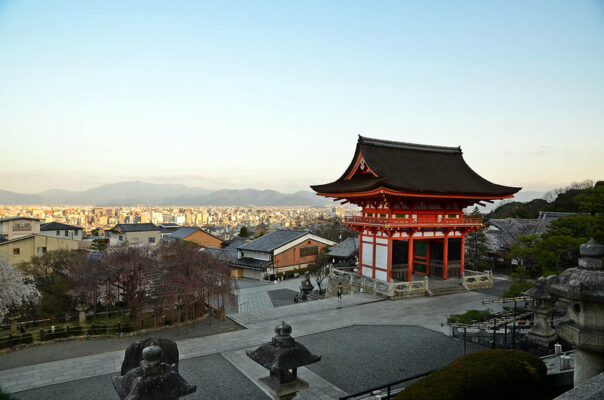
xmin=345 ymin=215 xmax=482 ymax=229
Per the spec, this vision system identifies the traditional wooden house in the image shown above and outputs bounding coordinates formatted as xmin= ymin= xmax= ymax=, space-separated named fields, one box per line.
xmin=311 ymin=136 xmax=520 ymax=283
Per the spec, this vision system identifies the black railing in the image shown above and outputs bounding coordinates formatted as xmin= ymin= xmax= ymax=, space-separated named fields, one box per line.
xmin=339 ymin=369 xmax=437 ymax=400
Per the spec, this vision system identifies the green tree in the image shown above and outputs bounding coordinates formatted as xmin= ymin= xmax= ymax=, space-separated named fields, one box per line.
xmin=19 ymin=249 xmax=80 ymax=318
xmin=238 ymin=226 xmax=249 ymax=238
xmin=465 ymin=207 xmax=488 ymax=270
xmin=90 ymin=238 xmax=107 ymax=251
xmin=575 ymin=181 xmax=604 ymax=215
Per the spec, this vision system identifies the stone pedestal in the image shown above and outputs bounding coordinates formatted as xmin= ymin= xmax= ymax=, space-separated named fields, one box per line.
xmin=258 ymin=375 xmax=309 ymax=400
xmin=76 ymin=304 xmax=88 ymax=325
xmin=549 ymin=239 xmax=604 ymax=386
xmin=8 ymin=316 xmax=19 ymax=335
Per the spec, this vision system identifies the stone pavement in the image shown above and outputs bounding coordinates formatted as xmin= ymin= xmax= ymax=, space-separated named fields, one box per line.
xmin=234 ymin=277 xmax=305 ymax=313
xmin=1 ymin=290 xmax=502 ymax=398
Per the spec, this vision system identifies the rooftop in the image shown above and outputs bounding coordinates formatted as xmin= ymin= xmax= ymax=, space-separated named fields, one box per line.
xmin=311 ymin=135 xmax=521 ymax=198
xmin=110 ymin=223 xmax=159 ymax=233
xmin=40 ymin=222 xmax=83 ymax=231
xmin=238 ymin=230 xmax=309 ymax=252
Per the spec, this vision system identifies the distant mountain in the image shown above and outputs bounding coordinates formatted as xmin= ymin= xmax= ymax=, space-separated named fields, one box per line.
xmin=0 ymin=181 xmax=330 ymax=207
xmin=162 ymin=189 xmax=331 ymax=206
xmin=0 ymin=190 xmax=45 ymax=205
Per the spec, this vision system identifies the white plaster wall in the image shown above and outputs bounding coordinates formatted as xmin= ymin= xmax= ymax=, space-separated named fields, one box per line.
xmin=375 ymin=269 xmax=387 ymax=281
xmin=362 ymin=266 xmax=373 ymax=277
xmin=362 ymin=242 xmax=374 ymax=266
xmin=375 ymin=245 xmax=388 ymax=269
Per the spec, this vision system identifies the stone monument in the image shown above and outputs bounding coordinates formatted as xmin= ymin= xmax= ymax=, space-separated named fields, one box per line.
xmin=548 ymin=239 xmax=604 ymax=386
xmin=112 ymin=343 xmax=196 ymax=400
xmin=247 ymin=321 xmax=321 ymax=400
xmin=121 ymin=338 xmax=180 ymax=375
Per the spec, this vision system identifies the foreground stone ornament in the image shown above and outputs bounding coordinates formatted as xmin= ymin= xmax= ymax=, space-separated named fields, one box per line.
xmin=247 ymin=321 xmax=321 ymax=400
xmin=112 ymin=344 xmax=196 ymax=400
xmin=525 ymin=276 xmax=558 ymax=347
xmin=548 ymin=239 xmax=604 ymax=386
xmin=121 ymin=338 xmax=180 ymax=375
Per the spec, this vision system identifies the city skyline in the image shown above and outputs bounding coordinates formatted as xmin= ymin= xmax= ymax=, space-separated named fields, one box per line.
xmin=1 ymin=1 xmax=603 ymax=194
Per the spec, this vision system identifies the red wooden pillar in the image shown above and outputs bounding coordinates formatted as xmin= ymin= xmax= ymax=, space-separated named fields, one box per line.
xmin=443 ymin=236 xmax=448 ymax=280
xmin=407 ymin=237 xmax=413 ymax=282
xmin=387 ymin=236 xmax=393 ymax=282
xmin=460 ymin=234 xmax=465 ymax=276
xmin=359 ymin=231 xmax=364 ymax=276
xmin=426 ymin=239 xmax=431 ymax=275
xmin=372 ymin=234 xmax=377 ymax=279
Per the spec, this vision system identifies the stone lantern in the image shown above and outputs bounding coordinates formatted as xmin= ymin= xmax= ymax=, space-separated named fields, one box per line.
xmin=112 ymin=344 xmax=196 ymax=400
xmin=548 ymin=239 xmax=604 ymax=386
xmin=524 ymin=276 xmax=558 ymax=347
xmin=247 ymin=321 xmax=321 ymax=400
xmin=299 ymin=272 xmax=314 ymax=301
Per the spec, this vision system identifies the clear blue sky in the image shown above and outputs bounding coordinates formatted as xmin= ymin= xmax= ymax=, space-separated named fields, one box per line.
xmin=1 ymin=1 xmax=602 ymax=194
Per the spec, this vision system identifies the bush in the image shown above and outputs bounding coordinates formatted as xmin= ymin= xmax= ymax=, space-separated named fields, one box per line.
xmin=447 ymin=309 xmax=493 ymax=325
xmin=394 ymin=350 xmax=546 ymax=400
xmin=20 ymin=332 xmax=33 ymax=345
xmin=0 ymin=387 xmax=18 ymax=400
xmin=68 ymin=325 xmax=84 ymax=336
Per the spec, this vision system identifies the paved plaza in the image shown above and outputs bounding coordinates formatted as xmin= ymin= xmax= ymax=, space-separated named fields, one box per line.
xmin=1 ymin=277 xmax=503 ymax=399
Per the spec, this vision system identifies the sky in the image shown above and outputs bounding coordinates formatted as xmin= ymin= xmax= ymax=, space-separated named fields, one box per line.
xmin=0 ymin=1 xmax=603 ymax=195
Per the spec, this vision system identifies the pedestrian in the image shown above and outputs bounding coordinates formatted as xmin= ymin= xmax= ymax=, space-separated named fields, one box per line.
xmin=337 ymin=282 xmax=343 ymax=302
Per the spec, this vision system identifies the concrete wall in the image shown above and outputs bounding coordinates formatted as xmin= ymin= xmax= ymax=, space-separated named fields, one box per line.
xmin=0 ymin=219 xmax=40 ymax=241
xmin=0 ymin=235 xmax=80 ymax=266
xmin=109 ymin=231 xmax=161 ymax=246
xmin=39 ymin=229 xmax=83 ymax=241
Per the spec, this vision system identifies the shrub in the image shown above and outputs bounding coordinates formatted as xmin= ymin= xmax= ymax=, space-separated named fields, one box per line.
xmin=0 ymin=387 xmax=18 ymax=400
xmin=68 ymin=325 xmax=84 ymax=336
xmin=20 ymin=332 xmax=33 ymax=345
xmin=394 ymin=350 xmax=546 ymax=400
xmin=447 ymin=309 xmax=493 ymax=325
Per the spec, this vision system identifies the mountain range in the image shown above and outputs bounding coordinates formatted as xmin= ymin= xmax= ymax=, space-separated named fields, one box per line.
xmin=0 ymin=181 xmax=332 ymax=207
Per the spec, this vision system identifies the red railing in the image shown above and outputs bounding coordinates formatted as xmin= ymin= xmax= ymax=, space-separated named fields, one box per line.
xmin=345 ymin=215 xmax=482 ymax=228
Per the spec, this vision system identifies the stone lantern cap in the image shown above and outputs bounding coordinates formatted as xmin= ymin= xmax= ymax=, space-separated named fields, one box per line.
xmin=548 ymin=239 xmax=604 ymax=303
xmin=246 ymin=321 xmax=321 ymax=372
xmin=525 ymin=276 xmax=557 ymax=302
xmin=112 ymin=345 xmax=196 ymax=400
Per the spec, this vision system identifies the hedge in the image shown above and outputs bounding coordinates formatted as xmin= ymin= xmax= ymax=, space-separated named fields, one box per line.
xmin=394 ymin=350 xmax=546 ymax=400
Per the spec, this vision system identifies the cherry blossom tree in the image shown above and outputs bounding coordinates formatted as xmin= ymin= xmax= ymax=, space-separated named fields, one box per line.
xmin=0 ymin=257 xmax=40 ymax=323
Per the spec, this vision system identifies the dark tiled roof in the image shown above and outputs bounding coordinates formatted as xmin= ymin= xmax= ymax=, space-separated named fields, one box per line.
xmin=223 ymin=237 xmax=249 ymax=250
xmin=328 ymin=238 xmax=359 ymax=258
xmin=111 ymin=223 xmax=159 ymax=233
xmin=233 ymin=257 xmax=271 ymax=270
xmin=311 ymin=135 xmax=521 ymax=197
xmin=169 ymin=227 xmax=200 ymax=240
xmin=40 ymin=222 xmax=83 ymax=231
xmin=238 ymin=230 xmax=308 ymax=252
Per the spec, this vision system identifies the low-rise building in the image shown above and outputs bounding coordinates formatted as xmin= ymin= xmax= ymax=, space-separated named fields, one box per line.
xmin=39 ymin=222 xmax=84 ymax=241
xmin=108 ymin=223 xmax=161 ymax=246
xmin=224 ymin=230 xmax=335 ymax=280
xmin=0 ymin=217 xmax=40 ymax=242
xmin=0 ymin=234 xmax=81 ymax=266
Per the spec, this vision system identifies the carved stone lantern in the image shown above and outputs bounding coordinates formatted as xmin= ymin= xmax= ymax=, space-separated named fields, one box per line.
xmin=524 ymin=276 xmax=558 ymax=347
xmin=112 ymin=344 xmax=196 ymax=400
xmin=548 ymin=239 xmax=604 ymax=386
xmin=299 ymin=272 xmax=314 ymax=301
xmin=247 ymin=321 xmax=321 ymax=400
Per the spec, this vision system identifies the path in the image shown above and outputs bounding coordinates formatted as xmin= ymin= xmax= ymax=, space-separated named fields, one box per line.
xmin=1 ymin=290 xmax=502 ymax=398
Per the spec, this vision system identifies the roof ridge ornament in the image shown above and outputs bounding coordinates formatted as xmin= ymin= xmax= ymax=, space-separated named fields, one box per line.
xmin=358 ymin=135 xmax=462 ymax=154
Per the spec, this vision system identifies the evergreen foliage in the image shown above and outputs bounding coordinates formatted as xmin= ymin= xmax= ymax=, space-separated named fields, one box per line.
xmin=394 ymin=350 xmax=546 ymax=400
xmin=465 ymin=207 xmax=488 ymax=270
xmin=238 ymin=226 xmax=249 ymax=237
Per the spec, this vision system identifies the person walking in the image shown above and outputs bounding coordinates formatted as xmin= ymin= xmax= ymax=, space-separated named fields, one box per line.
xmin=337 ymin=282 xmax=343 ymax=302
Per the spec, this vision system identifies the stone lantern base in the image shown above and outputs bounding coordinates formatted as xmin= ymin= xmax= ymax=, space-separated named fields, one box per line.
xmin=258 ymin=376 xmax=309 ymax=400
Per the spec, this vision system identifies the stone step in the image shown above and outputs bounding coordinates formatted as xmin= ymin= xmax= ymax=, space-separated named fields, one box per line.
xmin=427 ymin=285 xmax=468 ymax=297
